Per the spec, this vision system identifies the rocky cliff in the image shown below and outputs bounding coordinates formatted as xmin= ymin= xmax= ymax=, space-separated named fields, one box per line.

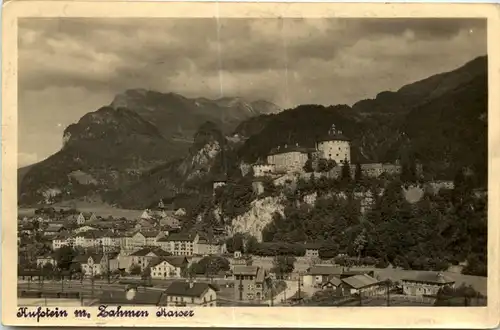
xmin=229 ymin=195 xmax=286 ymax=242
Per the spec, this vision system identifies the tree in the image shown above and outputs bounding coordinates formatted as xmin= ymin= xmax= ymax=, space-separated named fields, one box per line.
xmin=226 ymin=233 xmax=245 ymax=253
xmin=354 ymin=163 xmax=362 ymax=183
xmin=183 ymin=263 xmax=198 ymax=279
xmin=54 ymin=246 xmax=77 ymax=271
xmin=141 ymin=266 xmax=152 ymax=285
xmin=303 ymin=159 xmax=314 ymax=172
xmin=196 ymin=256 xmax=230 ymax=276
xmin=271 ymin=255 xmax=296 ymax=278
xmin=318 ymin=242 xmax=338 ymax=260
xmin=353 ymin=230 xmax=367 ymax=261
xmin=341 ymin=159 xmax=351 ymax=182
xmin=42 ymin=263 xmax=55 ymax=279
xmin=69 ymin=262 xmax=82 ymax=276
xmin=129 ymin=264 xmax=141 ymax=276
xmin=245 ymin=236 xmax=259 ymax=254
xmin=317 ymin=159 xmax=333 ymax=173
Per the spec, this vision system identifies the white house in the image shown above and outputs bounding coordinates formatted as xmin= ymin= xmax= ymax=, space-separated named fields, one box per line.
xmin=52 ymin=233 xmax=74 ymax=250
xmin=164 ymin=281 xmax=218 ymax=307
xmin=128 ymin=247 xmax=171 ymax=271
xmin=163 ymin=233 xmax=200 ymax=256
xmin=402 ymin=272 xmax=455 ymax=296
xmin=302 ymin=265 xmax=343 ymax=288
xmin=76 ymin=212 xmax=97 ymax=225
xmin=150 ymin=256 xmax=189 ymax=279
xmin=36 ymin=254 xmax=57 ymax=268
xmin=73 ymin=254 xmax=109 ymax=276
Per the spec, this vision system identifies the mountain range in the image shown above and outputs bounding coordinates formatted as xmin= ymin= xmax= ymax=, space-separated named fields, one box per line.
xmin=18 ymin=56 xmax=487 ymax=208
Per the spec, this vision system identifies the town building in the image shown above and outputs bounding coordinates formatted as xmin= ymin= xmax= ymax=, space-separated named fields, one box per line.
xmin=164 ymin=281 xmax=218 ymax=307
xmin=401 ymin=272 xmax=455 ymax=296
xmin=135 ymin=218 xmax=157 ymax=230
xmin=44 ymin=224 xmax=67 ymax=238
xmin=340 ymin=274 xmax=383 ymax=296
xmin=232 ymin=265 xmax=268 ymax=301
xmin=73 ymin=225 xmax=98 ymax=234
xmin=163 ymin=233 xmax=200 ymax=256
xmin=124 ymin=231 xmax=164 ymax=250
xmin=304 ymin=243 xmax=321 ymax=258
xmin=174 ymin=208 xmax=187 ymax=217
xmin=73 ymin=254 xmax=111 ymax=276
xmin=76 ymin=212 xmax=97 ymax=225
xmin=213 ymin=176 xmax=227 ymax=195
xmin=160 ymin=215 xmax=181 ymax=230
xmin=150 ymin=256 xmax=189 ymax=279
xmin=36 ymin=254 xmax=58 ymax=268
xmin=197 ymin=236 xmax=227 ymax=256
xmin=302 ymin=265 xmax=343 ymax=288
xmin=128 ymin=247 xmax=171 ymax=271
xmin=52 ymin=233 xmax=74 ymax=250
xmin=321 ymin=277 xmax=343 ymax=293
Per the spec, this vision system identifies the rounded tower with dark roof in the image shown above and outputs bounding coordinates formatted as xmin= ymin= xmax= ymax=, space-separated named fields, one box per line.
xmin=316 ymin=124 xmax=351 ymax=165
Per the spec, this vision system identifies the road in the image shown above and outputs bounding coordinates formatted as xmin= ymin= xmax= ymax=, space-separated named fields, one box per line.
xmin=18 ymin=281 xmax=166 ymax=295
xmin=265 ymin=280 xmax=298 ymax=306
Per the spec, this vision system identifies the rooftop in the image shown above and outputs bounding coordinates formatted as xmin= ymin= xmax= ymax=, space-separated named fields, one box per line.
xmin=97 ymin=290 xmax=164 ymax=306
xmin=322 ymin=276 xmax=342 ymax=287
xmin=232 ymin=265 xmax=259 ymax=276
xmin=341 ymin=274 xmax=379 ymax=289
xmin=72 ymin=253 xmax=105 ymax=264
xmin=316 ymin=133 xmax=351 ymax=143
xmin=165 ymin=233 xmax=197 ymax=242
xmin=268 ymin=145 xmax=314 ymax=156
xmin=129 ymin=247 xmax=170 ymax=257
xmin=165 ymin=281 xmax=219 ymax=298
xmin=402 ymin=272 xmax=455 ymax=285
xmin=149 ymin=256 xmax=189 ymax=268
xmin=307 ymin=265 xmax=343 ymax=276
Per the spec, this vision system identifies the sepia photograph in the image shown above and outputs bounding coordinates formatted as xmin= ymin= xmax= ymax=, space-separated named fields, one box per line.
xmin=2 ymin=1 xmax=500 ymax=328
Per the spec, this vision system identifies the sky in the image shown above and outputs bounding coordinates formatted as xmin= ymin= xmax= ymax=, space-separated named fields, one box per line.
xmin=18 ymin=17 xmax=486 ymax=167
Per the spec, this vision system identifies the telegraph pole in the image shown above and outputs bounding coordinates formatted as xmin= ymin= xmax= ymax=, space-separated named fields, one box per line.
xmin=386 ymin=280 xmax=390 ymax=306
xmin=91 ymin=269 xmax=95 ymax=300
xmin=297 ymin=273 xmax=302 ymax=302
xmin=270 ymin=277 xmax=274 ymax=307
xmin=238 ymin=272 xmax=243 ymax=301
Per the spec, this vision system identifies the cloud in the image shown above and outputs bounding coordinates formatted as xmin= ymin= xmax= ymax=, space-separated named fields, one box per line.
xmin=17 ymin=17 xmax=487 ymax=160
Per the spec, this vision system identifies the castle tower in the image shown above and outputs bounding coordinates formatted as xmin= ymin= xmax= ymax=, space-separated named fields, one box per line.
xmin=316 ymin=124 xmax=351 ymax=165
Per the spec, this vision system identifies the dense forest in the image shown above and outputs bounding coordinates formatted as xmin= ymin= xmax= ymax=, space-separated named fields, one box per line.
xmin=257 ymin=168 xmax=487 ymax=276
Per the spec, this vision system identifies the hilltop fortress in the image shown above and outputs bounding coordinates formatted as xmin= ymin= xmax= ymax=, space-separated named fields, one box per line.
xmin=252 ymin=124 xmax=417 ymax=180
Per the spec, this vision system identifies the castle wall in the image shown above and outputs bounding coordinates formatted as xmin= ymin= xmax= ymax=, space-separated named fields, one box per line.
xmin=253 ymin=164 xmax=276 ymax=177
xmin=267 ymin=151 xmax=309 ymax=173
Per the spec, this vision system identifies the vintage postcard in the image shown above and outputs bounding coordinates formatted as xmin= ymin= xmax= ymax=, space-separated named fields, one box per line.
xmin=2 ymin=0 xmax=500 ymax=328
